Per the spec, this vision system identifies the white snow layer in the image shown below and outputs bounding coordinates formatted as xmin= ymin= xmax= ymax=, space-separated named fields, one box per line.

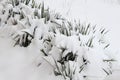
xmin=0 ymin=0 xmax=120 ymax=80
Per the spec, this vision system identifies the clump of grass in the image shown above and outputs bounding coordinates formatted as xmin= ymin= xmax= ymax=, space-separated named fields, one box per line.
xmin=13 ymin=26 xmax=37 ymax=47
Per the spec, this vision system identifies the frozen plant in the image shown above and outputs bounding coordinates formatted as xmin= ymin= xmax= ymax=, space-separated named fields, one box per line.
xmin=0 ymin=0 xmax=116 ymax=80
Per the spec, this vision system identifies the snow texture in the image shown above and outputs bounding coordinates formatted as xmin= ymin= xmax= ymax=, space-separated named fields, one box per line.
xmin=0 ymin=0 xmax=120 ymax=80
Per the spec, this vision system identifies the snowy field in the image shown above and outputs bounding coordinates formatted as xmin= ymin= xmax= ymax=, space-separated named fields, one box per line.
xmin=0 ymin=0 xmax=120 ymax=80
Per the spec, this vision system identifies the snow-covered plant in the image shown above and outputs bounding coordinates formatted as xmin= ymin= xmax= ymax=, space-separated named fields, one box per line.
xmin=0 ymin=0 xmax=116 ymax=80
xmin=0 ymin=0 xmax=51 ymax=47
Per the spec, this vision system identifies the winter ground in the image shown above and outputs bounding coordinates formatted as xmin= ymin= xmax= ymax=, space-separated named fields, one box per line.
xmin=0 ymin=0 xmax=120 ymax=80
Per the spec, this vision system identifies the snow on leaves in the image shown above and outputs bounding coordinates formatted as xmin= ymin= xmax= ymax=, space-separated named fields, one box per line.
xmin=0 ymin=0 xmax=115 ymax=80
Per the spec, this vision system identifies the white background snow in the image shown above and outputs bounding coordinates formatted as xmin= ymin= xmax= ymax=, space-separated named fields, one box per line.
xmin=0 ymin=0 xmax=120 ymax=80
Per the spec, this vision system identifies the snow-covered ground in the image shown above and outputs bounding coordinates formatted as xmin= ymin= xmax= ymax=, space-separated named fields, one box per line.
xmin=0 ymin=0 xmax=120 ymax=80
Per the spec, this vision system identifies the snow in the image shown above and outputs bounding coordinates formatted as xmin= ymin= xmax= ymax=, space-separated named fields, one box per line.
xmin=0 ymin=0 xmax=120 ymax=80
